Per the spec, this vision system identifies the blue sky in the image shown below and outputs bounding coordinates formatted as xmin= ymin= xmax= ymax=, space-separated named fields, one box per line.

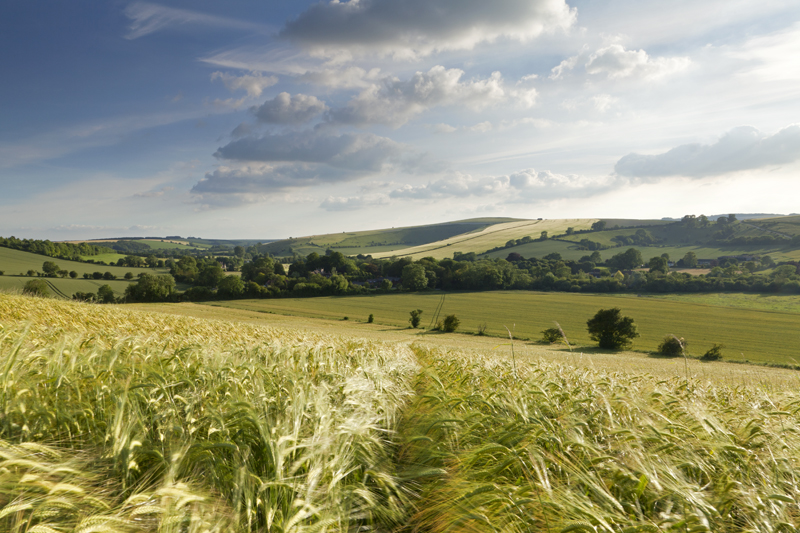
xmin=1 ymin=0 xmax=799 ymax=239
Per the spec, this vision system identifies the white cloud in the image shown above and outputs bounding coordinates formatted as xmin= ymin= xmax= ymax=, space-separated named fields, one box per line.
xmin=320 ymin=195 xmax=390 ymax=211
xmin=551 ymin=44 xmax=690 ymax=81
xmin=328 ymin=67 xmax=536 ymax=127
xmin=251 ymin=92 xmax=328 ymax=124
xmin=432 ymin=123 xmax=457 ymax=134
xmin=280 ymin=0 xmax=576 ymax=59
xmin=614 ymin=125 xmax=800 ymax=179
xmin=388 ymin=168 xmax=602 ymax=200
xmin=124 ymin=2 xmax=271 ymax=39
xmin=211 ymin=71 xmax=278 ymax=97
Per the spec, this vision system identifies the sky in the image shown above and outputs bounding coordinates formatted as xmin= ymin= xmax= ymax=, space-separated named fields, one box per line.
xmin=1 ymin=0 xmax=799 ymax=240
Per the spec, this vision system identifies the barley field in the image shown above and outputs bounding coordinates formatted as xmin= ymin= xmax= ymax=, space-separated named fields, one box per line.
xmin=3 ymin=292 xmax=800 ymax=531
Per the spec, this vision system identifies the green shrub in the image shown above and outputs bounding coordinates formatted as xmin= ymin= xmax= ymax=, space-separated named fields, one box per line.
xmin=477 ymin=322 xmax=487 ymax=336
xmin=442 ymin=314 xmax=460 ymax=333
xmin=658 ymin=335 xmax=685 ymax=357
xmin=541 ymin=327 xmax=562 ymax=344
xmin=368 ymin=314 xmax=374 ymax=323
xmin=702 ymin=343 xmax=724 ymax=361
xmin=23 ymin=279 xmax=49 ymax=297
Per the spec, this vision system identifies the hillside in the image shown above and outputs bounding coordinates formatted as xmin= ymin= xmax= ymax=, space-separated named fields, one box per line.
xmin=487 ymin=215 xmax=800 ymax=262
xmin=258 ymin=217 xmax=521 ymax=257
xmin=0 ymin=247 xmax=169 ymax=297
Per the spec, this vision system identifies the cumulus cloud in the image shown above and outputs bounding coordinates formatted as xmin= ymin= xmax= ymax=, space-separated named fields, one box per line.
xmin=614 ymin=125 xmax=800 ymax=179
xmin=251 ymin=92 xmax=328 ymax=124
xmin=328 ymin=66 xmax=536 ymax=127
xmin=551 ymin=44 xmax=690 ymax=81
xmin=389 ymin=169 xmax=603 ymax=200
xmin=211 ymin=71 xmax=279 ymax=97
xmin=280 ymin=0 xmax=575 ymax=59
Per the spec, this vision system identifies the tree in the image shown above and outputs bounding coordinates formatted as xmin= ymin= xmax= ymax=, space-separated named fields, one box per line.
xmin=69 ymin=271 xmax=78 ymax=278
xmin=23 ymin=279 xmax=49 ymax=297
xmin=97 ymin=284 xmax=115 ymax=303
xmin=217 ymin=275 xmax=245 ymax=298
xmin=42 ymin=261 xmax=60 ymax=277
xmin=586 ymin=308 xmax=639 ymax=349
xmin=648 ymin=256 xmax=669 ymax=274
xmin=591 ymin=220 xmax=606 ymax=231
xmin=124 ymin=273 xmax=175 ymax=302
xmin=607 ymin=248 xmax=643 ymax=271
xmin=540 ymin=231 xmax=549 ymax=240
xmin=124 ymin=272 xmax=134 ymax=280
xmin=681 ymin=251 xmax=698 ymax=268
xmin=402 ymin=264 xmax=428 ymax=291
xmin=409 ymin=309 xmax=423 ymax=328
xmin=234 ymin=245 xmax=245 ymax=258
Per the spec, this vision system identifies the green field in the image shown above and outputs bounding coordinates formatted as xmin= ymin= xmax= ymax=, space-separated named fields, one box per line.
xmin=260 ymin=218 xmax=515 ymax=257
xmin=208 ymin=291 xmax=800 ymax=365
xmin=370 ymin=218 xmax=598 ymax=260
xmin=486 ymin=237 xmax=800 ymax=262
xmin=133 ymin=238 xmax=211 ymax=250
xmin=0 ymin=246 xmax=166 ymax=277
xmin=0 ymin=276 xmax=135 ymax=298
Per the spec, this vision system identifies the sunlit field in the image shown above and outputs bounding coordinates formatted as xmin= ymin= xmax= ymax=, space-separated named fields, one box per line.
xmin=207 ymin=291 xmax=800 ymax=366
xmin=3 ymin=292 xmax=800 ymax=531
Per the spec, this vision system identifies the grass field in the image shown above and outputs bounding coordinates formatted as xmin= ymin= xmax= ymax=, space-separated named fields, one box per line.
xmin=208 ymin=291 xmax=800 ymax=366
xmin=4 ymin=293 xmax=800 ymax=531
xmin=487 ymin=238 xmax=800 ymax=262
xmin=370 ymin=219 xmax=598 ymax=260
xmin=0 ymin=277 xmax=134 ymax=298
xmin=261 ymin=218 xmax=514 ymax=256
xmin=0 ymin=246 xmax=166 ymax=277
xmin=134 ymin=238 xmax=211 ymax=250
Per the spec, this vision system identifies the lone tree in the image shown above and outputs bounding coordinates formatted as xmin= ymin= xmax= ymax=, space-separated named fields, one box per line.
xmin=409 ymin=309 xmax=423 ymax=328
xmin=587 ymin=308 xmax=639 ymax=349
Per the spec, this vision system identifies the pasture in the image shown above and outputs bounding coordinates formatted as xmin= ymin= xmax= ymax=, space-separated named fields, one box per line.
xmin=209 ymin=291 xmax=800 ymax=366
xmin=370 ymin=218 xmax=598 ymax=260
xmin=4 ymin=293 xmax=800 ymax=531
xmin=0 ymin=277 xmax=134 ymax=297
xmin=260 ymin=218 xmax=510 ymax=257
xmin=0 ymin=246 xmax=166 ymax=277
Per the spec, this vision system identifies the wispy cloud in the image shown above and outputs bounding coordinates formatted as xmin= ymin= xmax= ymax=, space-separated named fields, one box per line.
xmin=125 ymin=2 xmax=274 ymax=40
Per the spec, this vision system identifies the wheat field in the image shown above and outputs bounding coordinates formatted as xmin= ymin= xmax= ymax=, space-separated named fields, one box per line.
xmin=3 ymin=292 xmax=800 ymax=531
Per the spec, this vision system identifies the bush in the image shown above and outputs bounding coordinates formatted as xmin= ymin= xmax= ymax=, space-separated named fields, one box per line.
xmin=69 ymin=271 xmax=78 ymax=278
xmin=586 ymin=308 xmax=639 ymax=349
xmin=477 ymin=322 xmax=487 ymax=336
xmin=0 ymin=270 xmax=4 ymax=275
xmin=409 ymin=309 xmax=423 ymax=328
xmin=541 ymin=327 xmax=563 ymax=344
xmin=702 ymin=343 xmax=724 ymax=361
xmin=658 ymin=336 xmax=686 ymax=357
xmin=124 ymin=272 xmax=134 ymax=280
xmin=23 ymin=279 xmax=49 ymax=297
xmin=442 ymin=314 xmax=460 ymax=333
xmin=97 ymin=285 xmax=116 ymax=304
xmin=27 ymin=270 xmax=37 ymax=277
xmin=368 ymin=314 xmax=374 ymax=323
